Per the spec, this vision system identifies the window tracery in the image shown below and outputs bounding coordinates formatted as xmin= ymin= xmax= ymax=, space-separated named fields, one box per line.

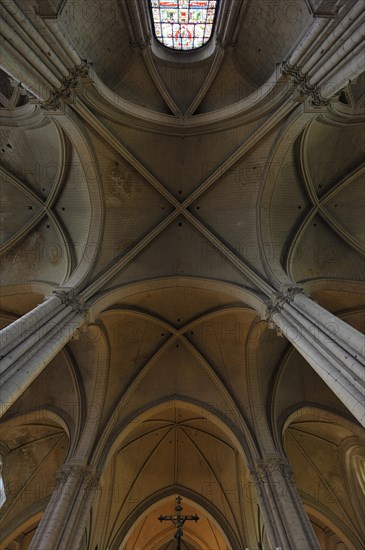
xmin=150 ymin=0 xmax=218 ymax=50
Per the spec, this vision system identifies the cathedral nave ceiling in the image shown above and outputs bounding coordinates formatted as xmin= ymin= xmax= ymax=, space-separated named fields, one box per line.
xmin=0 ymin=0 xmax=364 ymax=547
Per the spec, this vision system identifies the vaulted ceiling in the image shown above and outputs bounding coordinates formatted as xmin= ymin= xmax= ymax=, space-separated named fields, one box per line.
xmin=0 ymin=0 xmax=364 ymax=548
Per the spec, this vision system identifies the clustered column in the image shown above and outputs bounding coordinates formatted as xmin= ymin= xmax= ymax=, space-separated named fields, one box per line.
xmin=0 ymin=290 xmax=88 ymax=417
xmin=267 ymin=288 xmax=365 ymax=427
xmin=28 ymin=463 xmax=100 ymax=550
xmin=281 ymin=0 xmax=365 ymax=104
xmin=250 ymin=456 xmax=321 ymax=550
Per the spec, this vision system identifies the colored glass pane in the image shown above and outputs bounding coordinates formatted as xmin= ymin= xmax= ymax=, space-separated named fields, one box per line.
xmin=149 ymin=0 xmax=218 ymax=51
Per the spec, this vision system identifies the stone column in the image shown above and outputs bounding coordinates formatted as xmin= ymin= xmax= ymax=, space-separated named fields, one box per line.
xmin=267 ymin=289 xmax=365 ymax=427
xmin=292 ymin=292 xmax=364 ymax=359
xmin=279 ymin=0 xmax=365 ymax=108
xmin=0 ymin=14 xmax=62 ymax=89
xmin=29 ymin=464 xmax=100 ymax=550
xmin=0 ymin=291 xmax=88 ymax=417
xmin=0 ymin=38 xmax=53 ymax=100
xmin=300 ymin=0 xmax=364 ymax=74
xmin=0 ymin=0 xmax=70 ymax=77
xmin=250 ymin=456 xmax=321 ymax=550
xmin=0 ymin=295 xmax=62 ymax=357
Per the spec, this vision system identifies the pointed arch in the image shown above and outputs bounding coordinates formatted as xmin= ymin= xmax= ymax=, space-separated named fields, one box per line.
xmin=149 ymin=1 xmax=219 ymax=51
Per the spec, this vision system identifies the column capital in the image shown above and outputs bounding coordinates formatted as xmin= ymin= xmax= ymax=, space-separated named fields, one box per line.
xmin=40 ymin=62 xmax=90 ymax=111
xmin=84 ymin=470 xmax=101 ymax=492
xmin=10 ymin=62 xmax=90 ymax=109
xmin=55 ymin=464 xmax=85 ymax=487
xmin=52 ymin=288 xmax=88 ymax=318
xmin=30 ymin=463 xmax=101 ymax=550
xmin=264 ymin=285 xmax=304 ymax=322
xmin=52 ymin=287 xmax=74 ymax=304
xmin=55 ymin=463 xmax=99 ymax=488
xmin=280 ymin=60 xmax=331 ymax=109
xmin=248 ymin=455 xmax=320 ymax=548
xmin=250 ymin=456 xmax=295 ymax=484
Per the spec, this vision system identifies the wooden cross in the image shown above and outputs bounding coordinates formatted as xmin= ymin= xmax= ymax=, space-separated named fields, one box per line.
xmin=158 ymin=496 xmax=199 ymax=549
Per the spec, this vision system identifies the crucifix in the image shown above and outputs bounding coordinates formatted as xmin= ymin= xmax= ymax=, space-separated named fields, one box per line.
xmin=158 ymin=496 xmax=199 ymax=549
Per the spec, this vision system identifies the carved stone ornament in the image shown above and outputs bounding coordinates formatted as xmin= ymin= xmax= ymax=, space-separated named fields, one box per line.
xmin=84 ymin=471 xmax=101 ymax=493
xmin=52 ymin=288 xmax=73 ymax=304
xmin=252 ymin=457 xmax=295 ymax=484
xmin=281 ymin=61 xmax=331 ymax=108
xmin=55 ymin=464 xmax=97 ymax=489
xmin=279 ymin=461 xmax=295 ymax=483
xmin=55 ymin=464 xmax=85 ymax=488
xmin=41 ymin=63 xmax=89 ymax=111
xmin=52 ymin=289 xmax=88 ymax=318
xmin=310 ymin=87 xmax=331 ymax=108
xmin=264 ymin=286 xmax=303 ymax=322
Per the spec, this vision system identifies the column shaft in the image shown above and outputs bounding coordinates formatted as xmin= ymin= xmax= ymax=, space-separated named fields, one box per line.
xmin=0 ymin=295 xmax=62 ymax=356
xmin=0 ymin=0 xmax=69 ymax=78
xmin=272 ymin=309 xmax=364 ymax=426
xmin=0 ymin=37 xmax=52 ymax=100
xmin=251 ymin=457 xmax=321 ymax=550
xmin=301 ymin=0 xmax=364 ymax=73
xmin=41 ymin=19 xmax=82 ymax=68
xmin=283 ymin=303 xmax=364 ymax=385
xmin=289 ymin=18 xmax=330 ymax=66
xmin=0 ymin=304 xmax=73 ymax=373
xmin=29 ymin=464 xmax=99 ymax=550
xmin=293 ymin=293 xmax=365 ymax=358
xmin=0 ymin=16 xmax=62 ymax=89
xmin=0 ymin=311 xmax=85 ymax=416
xmin=0 ymin=289 xmax=88 ymax=417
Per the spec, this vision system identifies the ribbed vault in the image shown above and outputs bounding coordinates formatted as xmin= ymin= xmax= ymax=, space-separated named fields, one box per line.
xmin=283 ymin=408 xmax=365 ymax=550
xmin=88 ymin=402 xmax=258 ymax=550
xmin=0 ymin=413 xmax=69 ymax=548
xmin=0 ymin=115 xmax=92 ymax=287
xmin=123 ymin=496 xmax=230 ymax=550
xmin=0 ymin=1 xmax=364 ymax=548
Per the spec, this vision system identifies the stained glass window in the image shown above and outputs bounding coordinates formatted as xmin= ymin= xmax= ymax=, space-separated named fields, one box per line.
xmin=150 ymin=1 xmax=218 ymax=51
